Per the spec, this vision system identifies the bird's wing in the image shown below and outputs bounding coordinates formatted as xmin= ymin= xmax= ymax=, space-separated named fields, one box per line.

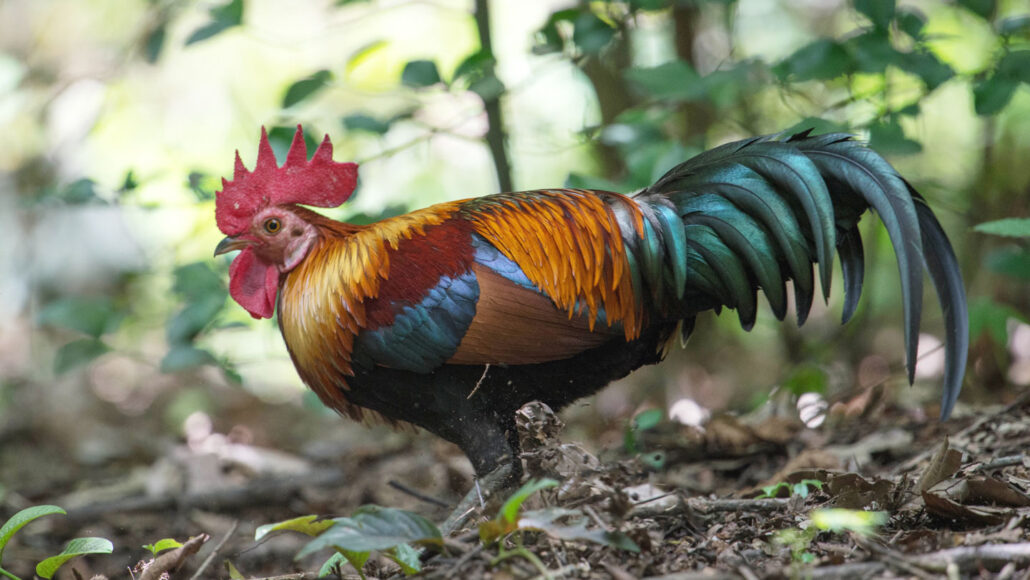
xmin=352 ymin=269 xmax=480 ymax=372
xmin=446 ymin=239 xmax=616 ymax=365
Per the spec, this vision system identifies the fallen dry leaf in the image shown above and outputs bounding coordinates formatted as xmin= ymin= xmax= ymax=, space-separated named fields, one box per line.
xmin=917 ymin=437 xmax=962 ymax=493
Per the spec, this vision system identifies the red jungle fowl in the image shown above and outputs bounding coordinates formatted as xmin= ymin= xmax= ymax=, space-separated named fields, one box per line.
xmin=214 ymin=126 xmax=967 ymax=528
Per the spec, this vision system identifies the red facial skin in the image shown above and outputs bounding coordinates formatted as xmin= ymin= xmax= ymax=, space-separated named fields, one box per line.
xmin=218 ymin=206 xmax=319 ymax=319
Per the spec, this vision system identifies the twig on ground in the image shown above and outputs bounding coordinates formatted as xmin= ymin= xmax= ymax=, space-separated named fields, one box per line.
xmin=630 ymin=496 xmax=795 ymax=519
xmin=530 ymin=562 xmax=590 ymax=579
xmin=736 ymin=564 xmax=760 ymax=580
xmin=431 ymin=539 xmax=485 ymax=579
xmin=242 ymin=574 xmax=320 ymax=580
xmin=978 ymin=454 xmax=1026 ymax=471
xmin=894 ymin=390 xmax=1030 ymax=476
xmin=853 ymin=535 xmax=937 ymax=580
xmin=64 ymin=469 xmax=346 ymax=522
xmin=189 ymin=520 xmax=239 ymax=580
xmin=139 ymin=533 xmax=210 ymax=580
xmin=906 ymin=542 xmax=1030 ymax=573
xmin=802 ymin=562 xmax=887 ymax=579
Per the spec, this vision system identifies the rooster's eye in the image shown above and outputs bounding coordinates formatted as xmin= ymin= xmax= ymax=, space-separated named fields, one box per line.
xmin=264 ymin=218 xmax=282 ymax=234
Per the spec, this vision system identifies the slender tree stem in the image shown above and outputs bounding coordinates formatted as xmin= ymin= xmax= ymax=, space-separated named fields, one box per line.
xmin=473 ymin=0 xmax=513 ymax=192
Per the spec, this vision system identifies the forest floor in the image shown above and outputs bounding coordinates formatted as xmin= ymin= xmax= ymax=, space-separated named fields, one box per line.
xmin=2 ymin=387 xmax=1029 ymax=580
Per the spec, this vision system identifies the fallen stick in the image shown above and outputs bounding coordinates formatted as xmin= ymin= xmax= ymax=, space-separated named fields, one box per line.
xmin=139 ymin=533 xmax=209 ymax=580
xmin=907 ymin=542 xmax=1030 ymax=573
xmin=64 ymin=469 xmax=345 ymax=523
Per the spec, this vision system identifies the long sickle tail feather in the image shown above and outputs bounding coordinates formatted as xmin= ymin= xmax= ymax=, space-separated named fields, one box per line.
xmin=630 ymin=132 xmax=967 ymax=418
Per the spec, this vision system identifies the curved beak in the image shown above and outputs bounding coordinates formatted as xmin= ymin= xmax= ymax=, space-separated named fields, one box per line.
xmin=214 ymin=235 xmax=249 ymax=257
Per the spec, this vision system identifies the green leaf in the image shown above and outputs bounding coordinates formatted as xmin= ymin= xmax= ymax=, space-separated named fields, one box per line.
xmin=782 ymin=364 xmax=827 ymax=396
xmin=700 ymin=64 xmax=757 ymax=109
xmin=998 ymin=15 xmax=1030 ymax=37
xmin=969 ymin=297 xmax=1026 ymax=345
xmin=59 ymin=178 xmax=103 ymax=204
xmin=226 ymin=559 xmax=246 ymax=579
xmin=760 ymin=482 xmax=790 ymax=498
xmin=317 ymin=552 xmax=348 ymax=577
xmin=810 ymin=509 xmax=887 ymax=536
xmin=533 ymin=9 xmax=577 ymax=54
xmin=775 ymin=39 xmax=852 ymax=81
xmin=142 ymin=538 xmax=183 ymax=556
xmin=143 ymin=20 xmax=167 ymax=63
xmin=296 ymin=506 xmax=441 ymax=559
xmin=868 ymin=119 xmax=922 ymax=155
xmin=629 ymin=0 xmax=668 ymax=10
xmin=898 ymin=102 xmax=921 ymax=116
xmin=118 ymin=170 xmax=138 ymax=194
xmin=345 ymin=40 xmax=389 ymax=75
xmin=160 ymin=346 xmax=217 ymax=373
xmin=897 ymin=50 xmax=954 ymax=90
xmin=384 ymin=543 xmax=422 ymax=575
xmin=187 ymin=171 xmax=217 ymax=201
xmin=845 ymin=30 xmax=901 ymax=74
xmin=55 ymin=338 xmax=111 ymax=374
xmin=625 ymin=60 xmax=704 ymax=101
xmin=38 ymin=296 xmax=122 ymax=337
xmin=401 ymin=60 xmax=441 ymax=88
xmin=854 ymin=0 xmax=896 ymax=30
xmin=166 ymin=297 xmax=225 ymax=345
xmin=469 ymin=74 xmax=505 ymax=101
xmin=451 ymin=50 xmax=505 ymax=100
xmin=185 ymin=0 xmax=243 ymax=45
xmin=255 ymin=515 xmax=335 ymax=542
xmin=974 ymin=217 xmax=1030 ymax=238
xmin=283 ymin=70 xmax=332 ymax=108
xmin=633 ymin=408 xmax=663 ymax=431
xmin=896 ymin=8 xmax=927 ymax=39
xmin=572 ymin=11 xmax=615 ymax=54
xmin=997 ymin=50 xmax=1030 ymax=84
xmin=639 ymin=450 xmax=666 ymax=469
xmin=343 ymin=113 xmax=392 ymax=135
xmin=174 ymin=262 xmax=226 ymax=302
xmin=974 ymin=74 xmax=1019 ymax=116
xmin=792 ymin=479 xmax=824 ymax=498
xmin=453 ymin=50 xmax=495 ymax=83
xmin=0 ymin=505 xmax=66 ymax=560
xmin=986 ymin=247 xmax=1030 ymax=280
xmin=499 ymin=478 xmax=558 ymax=525
xmin=35 ymin=537 xmax=113 ymax=579
xmin=957 ymin=0 xmax=995 ymax=20
xmin=336 ymin=548 xmax=370 ymax=577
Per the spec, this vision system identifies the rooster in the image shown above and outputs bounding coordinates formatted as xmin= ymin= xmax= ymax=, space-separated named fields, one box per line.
xmin=215 ymin=126 xmax=967 ymax=521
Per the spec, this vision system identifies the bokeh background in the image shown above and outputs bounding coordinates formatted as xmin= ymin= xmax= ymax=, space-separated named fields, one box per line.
xmin=1 ymin=0 xmax=1029 ymax=570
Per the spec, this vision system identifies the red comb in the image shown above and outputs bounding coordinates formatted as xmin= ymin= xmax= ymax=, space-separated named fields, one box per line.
xmin=215 ymin=126 xmax=358 ymax=235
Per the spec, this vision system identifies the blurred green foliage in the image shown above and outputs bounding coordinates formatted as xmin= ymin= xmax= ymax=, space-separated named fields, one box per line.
xmin=4 ymin=0 xmax=1030 ymax=423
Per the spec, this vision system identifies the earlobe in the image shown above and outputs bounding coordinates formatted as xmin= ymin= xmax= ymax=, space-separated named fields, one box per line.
xmin=282 ymin=231 xmax=317 ymax=272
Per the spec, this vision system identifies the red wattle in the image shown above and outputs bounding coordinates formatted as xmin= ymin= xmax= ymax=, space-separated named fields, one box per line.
xmin=228 ymin=247 xmax=278 ymax=319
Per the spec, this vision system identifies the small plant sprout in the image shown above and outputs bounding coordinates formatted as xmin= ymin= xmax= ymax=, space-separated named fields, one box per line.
xmin=772 ymin=509 xmax=888 ymax=572
xmin=259 ymin=509 xmax=441 ymax=579
xmin=0 ymin=505 xmax=113 ymax=580
xmin=142 ymin=538 xmax=184 ymax=557
xmin=758 ymin=479 xmax=824 ymax=499
xmin=480 ymin=479 xmax=639 ymax=576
